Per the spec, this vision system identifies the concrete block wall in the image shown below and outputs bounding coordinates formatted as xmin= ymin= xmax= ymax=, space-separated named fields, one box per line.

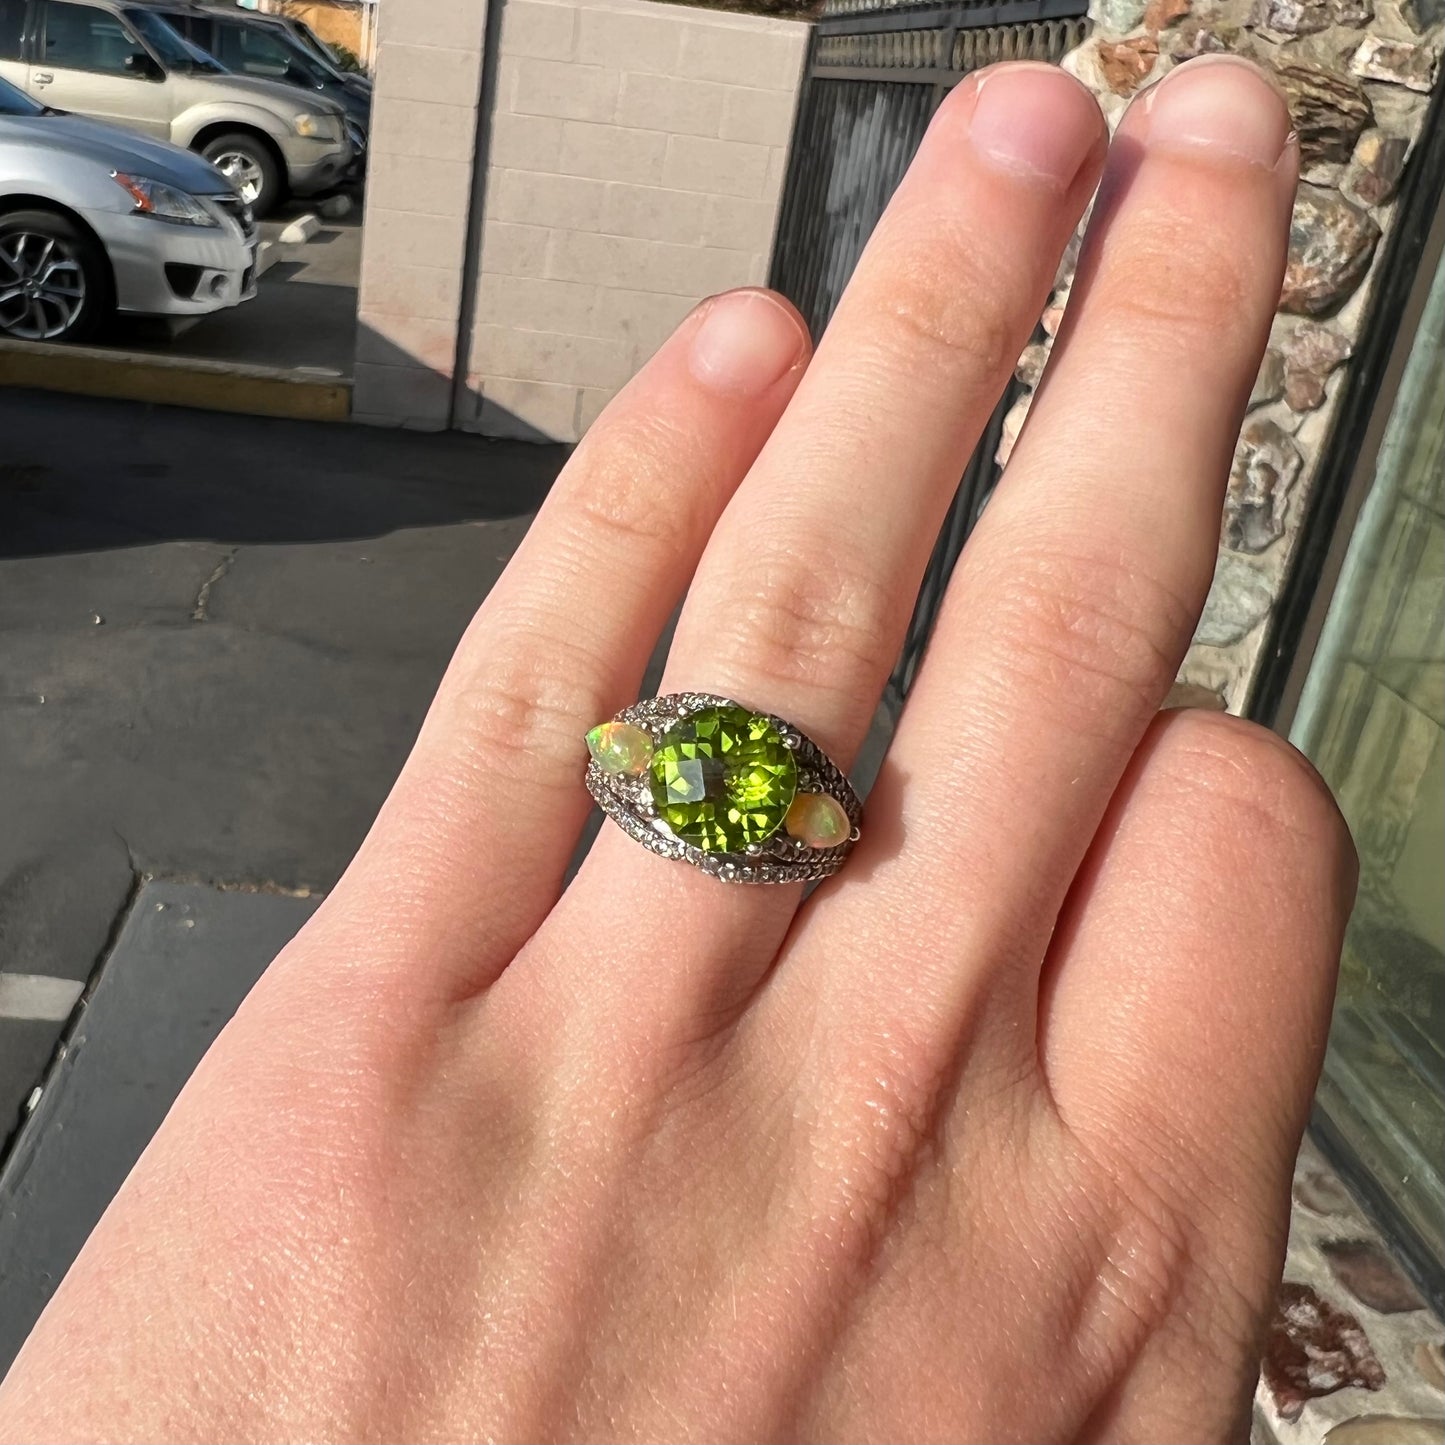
xmin=353 ymin=0 xmax=488 ymax=428
xmin=466 ymin=0 xmax=809 ymax=441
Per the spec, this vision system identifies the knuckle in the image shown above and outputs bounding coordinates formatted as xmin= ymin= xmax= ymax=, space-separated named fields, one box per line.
xmin=713 ymin=545 xmax=897 ymax=706
xmin=1151 ymin=710 xmax=1354 ymax=863
xmin=564 ymin=417 xmax=695 ymax=554
xmin=987 ymin=551 xmax=1192 ymax=726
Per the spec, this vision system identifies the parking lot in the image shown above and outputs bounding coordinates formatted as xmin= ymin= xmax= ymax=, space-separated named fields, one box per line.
xmin=114 ymin=188 xmax=363 ymax=377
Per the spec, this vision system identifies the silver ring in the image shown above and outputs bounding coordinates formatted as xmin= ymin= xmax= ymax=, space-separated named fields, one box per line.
xmin=584 ymin=693 xmax=862 ymax=885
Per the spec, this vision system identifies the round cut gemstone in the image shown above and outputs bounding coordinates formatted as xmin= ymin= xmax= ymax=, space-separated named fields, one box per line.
xmin=785 ymin=792 xmax=852 ymax=850
xmin=586 ymin=721 xmax=654 ymax=776
xmin=649 ymin=705 xmax=797 ymax=853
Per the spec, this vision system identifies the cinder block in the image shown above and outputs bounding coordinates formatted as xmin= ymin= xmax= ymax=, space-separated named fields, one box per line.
xmin=473 ymin=272 xmax=600 ymax=336
xmin=487 ymin=168 xmax=607 ymax=231
xmin=558 ymin=121 xmax=667 ymax=185
xmin=472 ymin=376 xmax=582 ymax=441
xmin=352 ymin=360 xmax=453 ymax=425
xmin=357 ymin=261 xmax=463 ymax=323
xmin=601 ymin=183 xmax=709 ymax=246
xmin=362 ymin=207 xmax=469 ymax=274
xmin=357 ymin=313 xmax=459 ymax=375
xmin=509 ymin=56 xmax=619 ymax=123
xmin=487 ymin=111 xmax=564 ymax=171
xmin=592 ymin=286 xmax=697 ymax=344
xmin=662 ymin=133 xmax=771 ymax=199
xmin=676 ymin=20 xmax=807 ymax=91
xmin=576 ymin=6 xmax=682 ymax=74
xmin=471 ymin=324 xmax=631 ymax=389
xmin=480 ymin=220 xmax=554 ymax=277
xmin=378 ymin=42 xmax=481 ymax=107
xmin=615 ymin=71 xmax=727 ymax=138
xmin=549 ymin=230 xmax=755 ymax=297
xmin=499 ymin=0 xmax=577 ymax=61
xmin=702 ymin=193 xmax=777 ymax=253
xmin=392 ymin=0 xmax=486 ymax=54
xmin=366 ymin=152 xmax=473 ymax=220
xmin=576 ymin=386 xmax=614 ymax=436
xmin=369 ymin=98 xmax=477 ymax=164
xmin=719 ymin=86 xmax=798 ymax=146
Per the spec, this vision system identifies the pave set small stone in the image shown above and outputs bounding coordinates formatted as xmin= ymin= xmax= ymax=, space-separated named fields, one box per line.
xmin=584 ymin=694 xmax=861 ymax=884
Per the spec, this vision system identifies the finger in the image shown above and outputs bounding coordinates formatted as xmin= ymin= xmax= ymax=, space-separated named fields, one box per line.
xmin=532 ymin=64 xmax=1107 ymax=1029
xmin=303 ymin=290 xmax=810 ymax=999
xmin=1039 ymin=708 xmax=1355 ymax=1442
xmin=786 ymin=57 xmax=1299 ymax=1077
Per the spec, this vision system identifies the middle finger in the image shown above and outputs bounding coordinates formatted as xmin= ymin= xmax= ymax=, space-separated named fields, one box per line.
xmin=527 ymin=64 xmax=1106 ymax=1033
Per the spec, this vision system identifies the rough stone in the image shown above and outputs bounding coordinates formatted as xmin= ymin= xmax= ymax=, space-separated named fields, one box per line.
xmin=1096 ymin=35 xmax=1161 ymax=92
xmin=1283 ymin=321 xmax=1353 ymax=410
xmin=1415 ymin=1341 xmax=1445 ymax=1390
xmin=1322 ymin=1239 xmax=1428 ymax=1314
xmin=1253 ymin=0 xmax=1332 ymax=38
xmin=1095 ymin=0 xmax=1149 ymax=31
xmin=1251 ymin=347 xmax=1287 ymax=407
xmin=1401 ymin=0 xmax=1445 ymax=30
xmin=1144 ymin=0 xmax=1192 ymax=30
xmin=1294 ymin=1168 xmax=1357 ymax=1216
xmin=1325 ymin=1417 xmax=1445 ymax=1444
xmin=1330 ymin=0 xmax=1374 ymax=22
xmin=1342 ymin=131 xmax=1410 ymax=207
xmin=1225 ymin=419 xmax=1303 ymax=551
xmin=1196 ymin=553 xmax=1276 ymax=646
xmin=1274 ymin=60 xmax=1374 ymax=165
xmin=1282 ymin=185 xmax=1381 ymax=315
xmin=1350 ymin=35 xmax=1440 ymax=92
xmin=1014 ymin=341 xmax=1050 ymax=388
xmin=996 ymin=391 xmax=1033 ymax=468
xmin=1169 ymin=18 xmax=1233 ymax=55
xmin=1262 ymin=1281 xmax=1387 ymax=1422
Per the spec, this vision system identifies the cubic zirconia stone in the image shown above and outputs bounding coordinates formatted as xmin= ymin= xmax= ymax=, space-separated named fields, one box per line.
xmin=649 ymin=705 xmax=797 ymax=853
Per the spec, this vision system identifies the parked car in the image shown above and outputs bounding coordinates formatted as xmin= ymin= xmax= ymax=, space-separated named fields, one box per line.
xmin=138 ymin=0 xmax=367 ymax=169
xmin=0 ymin=70 xmax=256 ymax=341
xmin=0 ymin=0 xmax=352 ymax=213
xmin=253 ymin=8 xmax=370 ymax=99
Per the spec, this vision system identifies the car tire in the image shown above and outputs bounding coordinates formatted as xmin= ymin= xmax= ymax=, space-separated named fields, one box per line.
xmin=199 ymin=133 xmax=283 ymax=217
xmin=0 ymin=209 xmax=113 ymax=345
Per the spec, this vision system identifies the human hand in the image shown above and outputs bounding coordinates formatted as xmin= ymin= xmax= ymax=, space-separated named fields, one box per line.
xmin=0 ymin=57 xmax=1354 ymax=1445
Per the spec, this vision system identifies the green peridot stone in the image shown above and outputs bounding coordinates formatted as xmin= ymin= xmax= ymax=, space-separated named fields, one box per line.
xmin=649 ymin=705 xmax=797 ymax=853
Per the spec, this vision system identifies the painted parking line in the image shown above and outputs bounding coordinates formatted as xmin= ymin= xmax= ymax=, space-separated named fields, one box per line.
xmin=0 ymin=974 xmax=85 ymax=1024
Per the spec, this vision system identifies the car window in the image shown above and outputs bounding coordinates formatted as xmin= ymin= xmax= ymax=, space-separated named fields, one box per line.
xmin=214 ymin=20 xmax=313 ymax=81
xmin=0 ymin=0 xmax=25 ymax=62
xmin=42 ymin=1 xmax=150 ymax=75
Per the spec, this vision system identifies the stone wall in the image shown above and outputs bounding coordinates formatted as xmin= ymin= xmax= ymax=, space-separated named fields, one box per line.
xmin=352 ymin=0 xmax=808 ymax=436
xmin=1008 ymin=0 xmax=1444 ymax=712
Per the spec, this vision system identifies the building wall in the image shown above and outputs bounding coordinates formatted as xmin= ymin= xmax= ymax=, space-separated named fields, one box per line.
xmin=353 ymin=0 xmax=808 ymax=437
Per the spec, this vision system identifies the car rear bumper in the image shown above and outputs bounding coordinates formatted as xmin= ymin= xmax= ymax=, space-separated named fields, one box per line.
xmin=86 ymin=207 xmax=258 ymax=318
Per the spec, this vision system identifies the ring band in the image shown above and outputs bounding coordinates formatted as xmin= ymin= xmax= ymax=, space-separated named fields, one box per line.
xmin=584 ymin=693 xmax=862 ymax=884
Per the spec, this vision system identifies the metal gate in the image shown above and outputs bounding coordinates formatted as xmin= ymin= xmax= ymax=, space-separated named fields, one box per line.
xmin=770 ymin=0 xmax=1090 ymax=704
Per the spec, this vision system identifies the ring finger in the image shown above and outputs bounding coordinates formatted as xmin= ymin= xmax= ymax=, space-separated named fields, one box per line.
xmin=524 ymin=64 xmax=1107 ymax=1034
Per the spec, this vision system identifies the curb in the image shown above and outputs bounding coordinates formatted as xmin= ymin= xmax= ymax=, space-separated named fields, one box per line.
xmin=0 ymin=338 xmax=351 ymax=422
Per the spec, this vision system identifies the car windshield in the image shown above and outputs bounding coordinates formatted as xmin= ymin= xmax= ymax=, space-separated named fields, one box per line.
xmin=0 ymin=74 xmax=46 ymax=115
xmin=123 ymin=8 xmax=223 ymax=72
xmin=295 ymin=20 xmax=347 ymax=74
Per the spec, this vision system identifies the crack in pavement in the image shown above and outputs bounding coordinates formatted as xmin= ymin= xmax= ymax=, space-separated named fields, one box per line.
xmin=191 ymin=549 xmax=238 ymax=623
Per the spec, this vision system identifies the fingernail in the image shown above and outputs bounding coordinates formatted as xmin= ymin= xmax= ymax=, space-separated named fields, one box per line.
xmin=689 ymin=289 xmax=807 ymax=394
xmin=1142 ymin=55 xmax=1292 ymax=168
xmin=969 ymin=63 xmax=1101 ymax=189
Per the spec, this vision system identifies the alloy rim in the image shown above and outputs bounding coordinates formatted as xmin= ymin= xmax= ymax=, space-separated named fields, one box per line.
xmin=213 ymin=152 xmax=266 ymax=205
xmin=0 ymin=232 xmax=87 ymax=341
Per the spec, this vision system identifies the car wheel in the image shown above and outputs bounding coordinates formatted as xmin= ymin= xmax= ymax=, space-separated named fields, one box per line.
xmin=200 ymin=134 xmax=282 ymax=217
xmin=0 ymin=209 xmax=112 ymax=345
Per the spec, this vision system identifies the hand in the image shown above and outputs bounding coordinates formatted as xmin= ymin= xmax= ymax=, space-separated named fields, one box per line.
xmin=0 ymin=57 xmax=1354 ymax=1445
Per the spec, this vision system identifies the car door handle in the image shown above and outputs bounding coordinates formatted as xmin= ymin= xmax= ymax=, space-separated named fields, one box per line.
xmin=34 ymin=71 xmax=54 ymax=83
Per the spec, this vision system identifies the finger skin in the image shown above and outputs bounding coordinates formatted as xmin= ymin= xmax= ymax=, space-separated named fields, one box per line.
xmin=525 ymin=63 xmax=1107 ymax=1048
xmin=1040 ymin=707 xmax=1356 ymax=1442
xmin=301 ymin=289 xmax=810 ymax=1001
xmin=786 ymin=57 xmax=1300 ymax=1086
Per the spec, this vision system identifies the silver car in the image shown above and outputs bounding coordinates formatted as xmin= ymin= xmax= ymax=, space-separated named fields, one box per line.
xmin=0 ymin=71 xmax=255 ymax=341
xmin=0 ymin=0 xmax=352 ymax=214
